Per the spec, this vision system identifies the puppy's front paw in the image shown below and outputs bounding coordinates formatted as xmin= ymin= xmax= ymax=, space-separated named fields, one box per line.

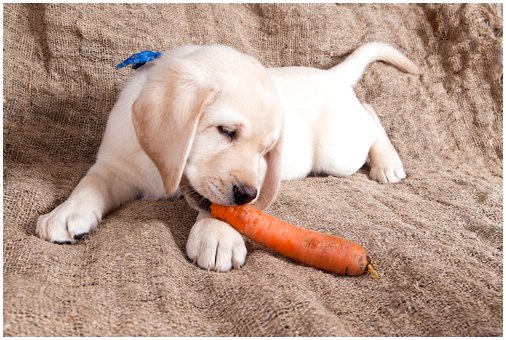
xmin=186 ymin=216 xmax=247 ymax=272
xmin=36 ymin=200 xmax=100 ymax=244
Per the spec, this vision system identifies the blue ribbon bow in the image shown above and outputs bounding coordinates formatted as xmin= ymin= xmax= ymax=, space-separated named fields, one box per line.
xmin=116 ymin=50 xmax=162 ymax=70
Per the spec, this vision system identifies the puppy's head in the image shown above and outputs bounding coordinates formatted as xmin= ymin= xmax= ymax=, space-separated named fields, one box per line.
xmin=132 ymin=45 xmax=283 ymax=212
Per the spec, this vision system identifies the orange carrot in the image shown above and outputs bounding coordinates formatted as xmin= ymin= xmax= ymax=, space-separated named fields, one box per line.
xmin=210 ymin=203 xmax=378 ymax=277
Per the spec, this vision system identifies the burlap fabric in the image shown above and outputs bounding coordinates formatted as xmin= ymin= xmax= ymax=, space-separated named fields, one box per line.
xmin=3 ymin=3 xmax=503 ymax=336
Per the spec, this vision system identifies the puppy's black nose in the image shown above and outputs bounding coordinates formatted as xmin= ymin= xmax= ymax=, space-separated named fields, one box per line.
xmin=233 ymin=184 xmax=257 ymax=205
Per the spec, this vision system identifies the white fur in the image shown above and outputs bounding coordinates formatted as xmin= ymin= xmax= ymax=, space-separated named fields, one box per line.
xmin=37 ymin=43 xmax=419 ymax=270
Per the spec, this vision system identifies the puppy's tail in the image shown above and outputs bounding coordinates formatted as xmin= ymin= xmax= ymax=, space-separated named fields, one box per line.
xmin=330 ymin=42 xmax=421 ymax=86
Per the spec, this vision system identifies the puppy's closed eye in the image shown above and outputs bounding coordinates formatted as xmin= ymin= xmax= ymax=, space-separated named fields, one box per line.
xmin=217 ymin=125 xmax=238 ymax=141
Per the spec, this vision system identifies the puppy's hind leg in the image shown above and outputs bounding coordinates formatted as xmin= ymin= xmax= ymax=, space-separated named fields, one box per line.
xmin=36 ymin=163 xmax=139 ymax=243
xmin=364 ymin=103 xmax=406 ymax=183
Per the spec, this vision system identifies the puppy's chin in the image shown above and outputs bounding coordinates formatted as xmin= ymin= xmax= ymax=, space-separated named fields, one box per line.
xmin=179 ymin=177 xmax=211 ymax=212
xmin=183 ymin=187 xmax=211 ymax=212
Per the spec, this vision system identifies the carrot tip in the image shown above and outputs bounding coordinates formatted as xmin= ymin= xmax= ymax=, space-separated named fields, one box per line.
xmin=366 ymin=261 xmax=380 ymax=279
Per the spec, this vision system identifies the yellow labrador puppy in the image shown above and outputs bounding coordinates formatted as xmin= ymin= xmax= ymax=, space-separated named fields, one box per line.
xmin=37 ymin=43 xmax=419 ymax=272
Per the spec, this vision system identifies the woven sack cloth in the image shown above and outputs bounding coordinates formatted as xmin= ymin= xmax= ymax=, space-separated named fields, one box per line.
xmin=3 ymin=3 xmax=503 ymax=336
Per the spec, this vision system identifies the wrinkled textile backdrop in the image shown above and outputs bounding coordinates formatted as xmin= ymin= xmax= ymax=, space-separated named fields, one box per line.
xmin=3 ymin=3 xmax=503 ymax=336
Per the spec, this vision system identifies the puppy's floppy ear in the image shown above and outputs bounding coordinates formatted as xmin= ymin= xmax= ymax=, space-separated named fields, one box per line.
xmin=132 ymin=59 xmax=219 ymax=195
xmin=254 ymin=131 xmax=284 ymax=210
